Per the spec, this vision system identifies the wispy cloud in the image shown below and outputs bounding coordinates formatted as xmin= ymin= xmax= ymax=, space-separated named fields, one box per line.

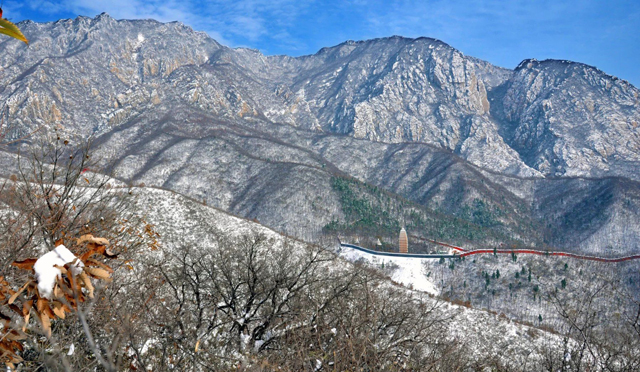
xmin=19 ymin=0 xmax=315 ymax=51
xmin=62 ymin=0 xmax=202 ymax=26
xmin=195 ymin=0 xmax=315 ymax=49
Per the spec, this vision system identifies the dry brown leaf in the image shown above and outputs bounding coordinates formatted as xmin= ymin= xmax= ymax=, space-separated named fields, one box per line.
xmin=53 ymin=283 xmax=63 ymax=298
xmin=104 ymin=248 xmax=118 ymax=258
xmin=8 ymin=281 xmax=30 ymax=305
xmin=64 ymin=295 xmax=78 ymax=310
xmin=11 ymin=340 xmax=24 ymax=352
xmin=66 ymin=271 xmax=77 ymax=294
xmin=22 ymin=314 xmax=30 ymax=333
xmin=77 ymin=234 xmax=109 ymax=246
xmin=36 ymin=298 xmax=56 ymax=319
xmin=26 ymin=282 xmax=36 ymax=297
xmin=76 ymin=234 xmax=94 ymax=244
xmin=31 ymin=307 xmax=52 ymax=338
xmin=35 ymin=298 xmax=49 ymax=314
xmin=85 ymin=267 xmax=111 ymax=279
xmin=78 ymin=272 xmax=94 ymax=298
xmin=0 ymin=342 xmax=22 ymax=365
xmin=22 ymin=300 xmax=33 ymax=317
xmin=22 ymin=300 xmax=33 ymax=332
xmin=5 ymin=330 xmax=27 ymax=341
xmin=80 ymin=244 xmax=105 ymax=261
xmin=61 ymin=303 xmax=72 ymax=314
xmin=39 ymin=311 xmax=51 ymax=338
xmin=86 ymin=242 xmax=100 ymax=251
xmin=11 ymin=258 xmax=37 ymax=271
xmin=51 ymin=301 xmax=66 ymax=319
xmin=85 ymin=258 xmax=114 ymax=272
xmin=8 ymin=304 xmax=21 ymax=316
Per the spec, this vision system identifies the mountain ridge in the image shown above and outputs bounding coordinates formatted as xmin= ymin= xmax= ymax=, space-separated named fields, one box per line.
xmin=1 ymin=14 xmax=640 ymax=255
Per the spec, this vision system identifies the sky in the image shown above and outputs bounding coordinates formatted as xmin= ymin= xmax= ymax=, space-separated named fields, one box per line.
xmin=5 ymin=0 xmax=640 ymax=87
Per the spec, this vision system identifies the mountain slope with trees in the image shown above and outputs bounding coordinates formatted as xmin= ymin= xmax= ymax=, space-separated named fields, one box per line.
xmin=1 ymin=14 xmax=639 ymax=254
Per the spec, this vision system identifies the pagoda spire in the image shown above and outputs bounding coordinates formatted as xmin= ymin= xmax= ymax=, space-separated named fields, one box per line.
xmin=399 ymin=227 xmax=408 ymax=253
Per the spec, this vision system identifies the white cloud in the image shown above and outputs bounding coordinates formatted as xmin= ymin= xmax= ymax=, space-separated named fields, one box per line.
xmin=27 ymin=0 xmax=66 ymax=14
xmin=23 ymin=0 xmax=314 ymax=50
xmin=65 ymin=0 xmax=194 ymax=23
xmin=3 ymin=1 xmax=25 ymax=21
xmin=230 ymin=15 xmax=266 ymax=41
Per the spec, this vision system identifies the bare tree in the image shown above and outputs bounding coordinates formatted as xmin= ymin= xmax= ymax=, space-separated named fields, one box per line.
xmin=123 ymin=231 xmax=474 ymax=371
xmin=0 ymin=134 xmax=158 ymax=370
xmin=542 ymin=274 xmax=640 ymax=372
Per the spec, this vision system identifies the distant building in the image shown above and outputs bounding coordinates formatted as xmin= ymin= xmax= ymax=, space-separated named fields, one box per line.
xmin=399 ymin=228 xmax=408 ymax=253
xmin=376 ymin=238 xmax=382 ymax=247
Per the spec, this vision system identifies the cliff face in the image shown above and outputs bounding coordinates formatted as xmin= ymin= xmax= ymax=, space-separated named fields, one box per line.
xmin=499 ymin=59 xmax=640 ymax=179
xmin=5 ymin=15 xmax=640 ymax=180
xmin=280 ymin=37 xmax=536 ymax=178
xmin=2 ymin=14 xmax=640 ymax=254
xmin=0 ymin=15 xmax=220 ymax=136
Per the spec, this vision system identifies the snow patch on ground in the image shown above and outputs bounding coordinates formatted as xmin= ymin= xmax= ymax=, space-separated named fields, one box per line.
xmin=339 ymin=246 xmax=438 ymax=295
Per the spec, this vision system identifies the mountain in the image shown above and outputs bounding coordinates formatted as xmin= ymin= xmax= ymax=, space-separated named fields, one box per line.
xmin=1 ymin=14 xmax=640 ymax=254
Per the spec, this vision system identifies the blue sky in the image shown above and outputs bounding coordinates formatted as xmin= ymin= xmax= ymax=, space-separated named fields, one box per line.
xmin=5 ymin=0 xmax=640 ymax=87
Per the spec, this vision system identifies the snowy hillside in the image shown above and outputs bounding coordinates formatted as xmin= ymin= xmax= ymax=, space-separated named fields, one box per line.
xmin=338 ymin=245 xmax=439 ymax=294
xmin=131 ymin=187 xmax=572 ymax=368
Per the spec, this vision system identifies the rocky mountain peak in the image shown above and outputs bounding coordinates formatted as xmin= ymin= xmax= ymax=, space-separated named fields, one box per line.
xmin=501 ymin=56 xmax=640 ymax=178
xmin=1 ymin=16 xmax=638 ymax=181
xmin=94 ymin=12 xmax=113 ymax=21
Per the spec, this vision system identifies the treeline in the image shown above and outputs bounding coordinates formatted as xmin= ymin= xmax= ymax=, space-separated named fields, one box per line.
xmin=423 ymin=253 xmax=640 ymax=371
xmin=324 ymin=176 xmax=529 ymax=249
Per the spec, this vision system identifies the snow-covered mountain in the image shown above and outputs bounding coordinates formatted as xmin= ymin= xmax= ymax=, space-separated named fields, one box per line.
xmin=1 ymin=14 xmax=640 ymax=254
